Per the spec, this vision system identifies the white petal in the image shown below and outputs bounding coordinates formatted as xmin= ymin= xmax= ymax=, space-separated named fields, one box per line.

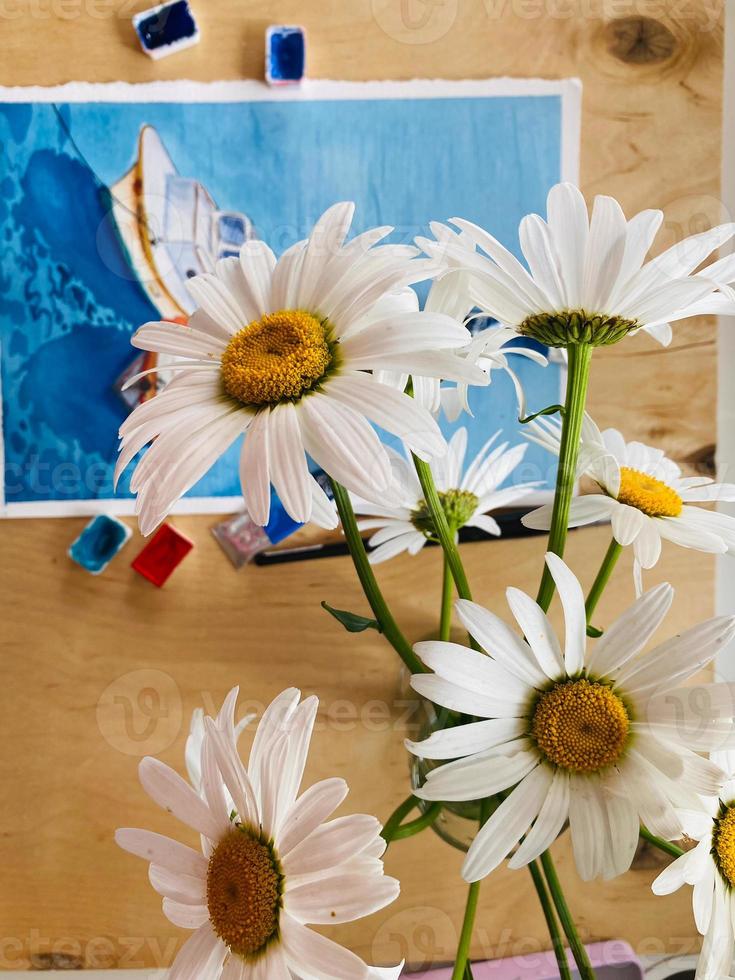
xmin=644 ymin=321 xmax=673 ymax=346
xmin=286 ymin=873 xmax=399 ymax=924
xmin=609 ymin=209 xmax=663 ymax=300
xmin=544 ymin=553 xmax=587 ymax=674
xmin=618 ymin=616 xmax=735 ymax=696
xmin=582 ymin=195 xmax=627 ymax=310
xmin=132 ymin=321 xmax=227 ymax=359
xmin=412 ymin=640 xmax=531 ymax=705
xmin=656 ymin=517 xmax=729 ymax=554
xmin=450 ymin=216 xmax=550 ymax=309
xmin=115 ymin=828 xmax=207 ymax=877
xmin=187 ymin=273 xmax=247 ymax=335
xmin=693 ymin=862 xmax=717 ymax=934
xmin=522 ymin=495 xmax=615 ymax=531
xmin=340 ymin=311 xmax=470 ymax=361
xmin=453 ymin=599 xmax=547 ymax=686
xmin=238 ymin=239 xmax=277 ymax=316
xmin=681 ymin=482 xmax=735 ymax=503
xmin=149 ymin=865 xmax=207 ymax=905
xmin=168 ymin=923 xmax=225 ymax=980
xmin=406 ymin=717 xmax=526 ymax=760
xmin=215 ymin=256 xmax=260 ymax=324
xmin=297 ymin=202 xmax=356 ymax=310
xmin=618 ymin=751 xmax=683 ymax=840
xmin=239 ymin=409 xmax=271 ymax=525
xmin=138 ymin=757 xmax=228 ymax=841
xmin=324 ymin=373 xmax=446 ymax=460
xmin=505 ymin=587 xmax=565 ymax=679
xmin=204 ymin=719 xmax=260 ymax=828
xmin=276 ymin=696 xmax=319 ymax=824
xmin=298 ymin=394 xmax=391 ymax=496
xmin=587 ymin=582 xmax=674 ymax=677
xmin=547 ymin=182 xmax=589 ymax=308
xmin=268 ymin=402 xmax=311 ymax=524
xmin=518 ymin=213 xmax=565 ymax=309
xmin=410 ymin=674 xmax=520 ymax=719
xmin=568 ymin=777 xmax=607 ymax=881
xmin=633 ymin=519 xmax=662 ymax=569
xmin=611 ymin=503 xmax=646 ymax=546
xmin=651 ymin=849 xmax=696 ymax=895
xmin=284 ymin=813 xmax=381 ymax=877
xmin=508 ymin=769 xmax=570 ymax=868
xmin=461 ymin=765 xmax=552 ymax=881
xmin=281 ymin=914 xmax=370 ymax=980
xmin=416 ymin=746 xmax=538 ymax=803
xmin=279 ymin=777 xmax=349 ymax=858
xmin=602 ymin=785 xmax=641 ymax=878
xmin=163 ymin=899 xmax=209 ymax=929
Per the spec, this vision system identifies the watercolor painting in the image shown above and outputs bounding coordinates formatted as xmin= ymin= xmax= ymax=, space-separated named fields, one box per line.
xmin=0 ymin=79 xmax=579 ymax=516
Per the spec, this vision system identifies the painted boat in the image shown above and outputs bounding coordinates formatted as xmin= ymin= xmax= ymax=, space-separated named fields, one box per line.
xmin=110 ymin=124 xmax=254 ymax=321
xmin=109 ymin=125 xmax=254 ymax=405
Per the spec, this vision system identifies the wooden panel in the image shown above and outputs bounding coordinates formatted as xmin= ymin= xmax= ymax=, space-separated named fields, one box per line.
xmin=1 ymin=0 xmax=724 ymax=970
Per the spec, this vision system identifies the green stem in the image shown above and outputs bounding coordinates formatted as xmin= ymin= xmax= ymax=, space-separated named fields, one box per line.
xmin=540 ymin=852 xmax=595 ymax=980
xmin=387 ymin=802 xmax=443 ymax=841
xmin=451 ymin=799 xmax=491 ymax=980
xmin=440 ymin=554 xmax=454 ymax=641
xmin=412 ymin=454 xmax=473 ymax=601
xmin=381 ymin=794 xmax=420 ymax=842
xmin=535 ymin=343 xmax=593 ymax=613
xmin=528 ymin=860 xmax=572 ymax=980
xmin=330 ymin=479 xmax=425 ymax=675
xmin=585 ymin=539 xmax=623 ymax=623
xmin=640 ymin=826 xmax=685 ymax=859
xmin=451 ymin=880 xmax=482 ymax=980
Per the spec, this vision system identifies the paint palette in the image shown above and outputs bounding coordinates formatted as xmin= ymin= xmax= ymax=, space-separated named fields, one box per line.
xmin=265 ymin=26 xmax=306 ymax=85
xmin=133 ymin=0 xmax=200 ymax=60
xmin=211 ymin=502 xmax=301 ymax=569
xmin=68 ymin=515 xmax=132 ymax=575
xmin=131 ymin=523 xmax=194 ymax=586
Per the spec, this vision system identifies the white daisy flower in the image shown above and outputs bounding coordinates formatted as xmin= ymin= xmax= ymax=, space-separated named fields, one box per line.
xmin=416 ymin=183 xmax=735 ymax=349
xmin=115 ymin=202 xmax=486 ymax=535
xmin=407 ymin=553 xmax=735 ymax=883
xmin=522 ymin=413 xmax=735 ymax=588
xmin=352 ymin=427 xmax=540 ymax=564
xmin=116 ymin=687 xmax=402 ymax=980
xmin=652 ymin=750 xmax=735 ymax=980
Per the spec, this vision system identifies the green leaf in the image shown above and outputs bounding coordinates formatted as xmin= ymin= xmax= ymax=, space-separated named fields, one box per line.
xmin=464 ymin=963 xmax=475 ymax=980
xmin=586 ymin=624 xmax=604 ymax=638
xmin=519 ymin=404 xmax=565 ymax=425
xmin=321 ymin=601 xmax=382 ymax=634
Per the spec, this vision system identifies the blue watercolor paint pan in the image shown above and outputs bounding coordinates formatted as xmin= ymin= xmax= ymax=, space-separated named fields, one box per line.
xmin=265 ymin=25 xmax=306 ymax=85
xmin=69 ymin=515 xmax=132 ymax=575
xmin=133 ymin=0 xmax=200 ymax=60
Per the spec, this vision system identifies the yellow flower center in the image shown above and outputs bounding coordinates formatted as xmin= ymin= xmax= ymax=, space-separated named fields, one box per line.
xmin=206 ymin=829 xmax=282 ymax=959
xmin=616 ymin=466 xmax=682 ymax=518
xmin=714 ymin=805 xmax=735 ymax=888
xmin=531 ymin=679 xmax=630 ymax=773
xmin=220 ymin=309 xmax=333 ymax=407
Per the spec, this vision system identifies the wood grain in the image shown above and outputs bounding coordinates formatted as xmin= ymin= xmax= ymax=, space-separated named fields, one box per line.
xmin=1 ymin=0 xmax=726 ymax=970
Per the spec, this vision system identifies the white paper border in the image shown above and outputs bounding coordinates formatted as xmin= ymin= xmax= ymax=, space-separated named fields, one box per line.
xmin=0 ymin=76 xmax=580 ymax=519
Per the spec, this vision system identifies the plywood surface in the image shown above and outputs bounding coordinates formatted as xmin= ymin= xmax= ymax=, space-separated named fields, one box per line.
xmin=1 ymin=0 xmax=727 ymax=971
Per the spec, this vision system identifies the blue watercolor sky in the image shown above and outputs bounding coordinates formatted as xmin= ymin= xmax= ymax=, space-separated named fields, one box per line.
xmin=0 ymin=93 xmax=563 ymax=506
